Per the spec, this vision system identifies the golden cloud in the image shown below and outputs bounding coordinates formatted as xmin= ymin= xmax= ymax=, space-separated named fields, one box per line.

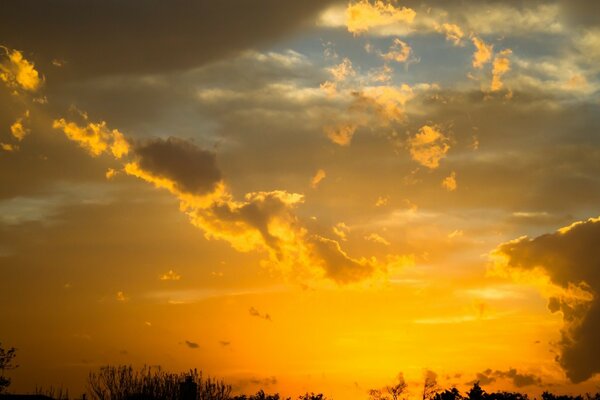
xmin=442 ymin=171 xmax=457 ymax=191
xmin=52 ymin=118 xmax=130 ymax=158
xmin=491 ymin=49 xmax=512 ymax=91
xmin=438 ymin=23 xmax=464 ymax=46
xmin=381 ymin=39 xmax=412 ymax=63
xmin=0 ymin=47 xmax=42 ymax=92
xmin=346 ymin=0 xmax=416 ymax=35
xmin=324 ymin=123 xmax=357 ymax=146
xmin=408 ymin=125 xmax=450 ymax=169
xmin=310 ymin=169 xmax=327 ymax=189
xmin=472 ymin=37 xmax=493 ymax=69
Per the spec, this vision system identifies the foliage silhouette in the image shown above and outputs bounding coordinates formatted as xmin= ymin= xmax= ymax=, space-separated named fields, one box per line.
xmin=0 ymin=342 xmax=17 ymax=394
xmin=87 ymin=365 xmax=230 ymax=400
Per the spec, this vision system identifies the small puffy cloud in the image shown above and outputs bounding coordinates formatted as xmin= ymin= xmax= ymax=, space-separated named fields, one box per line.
xmin=134 ymin=137 xmax=222 ymax=195
xmin=160 ymin=269 xmax=181 ymax=281
xmin=359 ymin=84 xmax=414 ymax=123
xmin=310 ymin=169 xmax=326 ymax=189
xmin=493 ymin=216 xmax=600 ymax=383
xmin=364 ymin=233 xmax=390 ymax=246
xmin=375 ymin=196 xmax=389 ymax=207
xmin=408 ymin=125 xmax=450 ymax=169
xmin=472 ymin=37 xmax=493 ymax=69
xmin=332 ymin=222 xmax=350 ymax=241
xmin=0 ymin=47 xmax=42 ymax=91
xmin=185 ymin=340 xmax=199 ymax=349
xmin=1 ymin=143 xmax=18 ymax=152
xmin=346 ymin=0 xmax=416 ymax=35
xmin=442 ymin=171 xmax=457 ymax=191
xmin=10 ymin=110 xmax=30 ymax=141
xmin=116 ymin=291 xmax=129 ymax=302
xmin=249 ymin=306 xmax=272 ymax=321
xmin=325 ymin=123 xmax=357 ymax=146
xmin=53 ymin=118 xmax=130 ymax=158
xmin=381 ymin=39 xmax=412 ymax=63
xmin=437 ymin=23 xmax=464 ymax=46
xmin=328 ymin=58 xmax=355 ymax=81
xmin=105 ymin=168 xmax=118 ymax=180
xmin=491 ymin=49 xmax=512 ymax=92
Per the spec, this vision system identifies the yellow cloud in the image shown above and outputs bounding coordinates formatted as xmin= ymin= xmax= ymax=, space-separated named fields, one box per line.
xmin=332 ymin=222 xmax=350 ymax=241
xmin=105 ymin=168 xmax=118 ymax=180
xmin=360 ymin=84 xmax=414 ymax=123
xmin=346 ymin=0 xmax=416 ymax=35
xmin=324 ymin=123 xmax=357 ymax=146
xmin=442 ymin=171 xmax=457 ymax=191
xmin=0 ymin=47 xmax=42 ymax=91
xmin=408 ymin=125 xmax=450 ymax=169
xmin=364 ymin=233 xmax=390 ymax=246
xmin=116 ymin=291 xmax=129 ymax=302
xmin=52 ymin=118 xmax=130 ymax=158
xmin=160 ymin=270 xmax=182 ymax=281
xmin=375 ymin=196 xmax=389 ymax=207
xmin=310 ymin=169 xmax=327 ymax=189
xmin=10 ymin=110 xmax=30 ymax=141
xmin=491 ymin=49 xmax=512 ymax=91
xmin=328 ymin=58 xmax=355 ymax=81
xmin=381 ymin=39 xmax=412 ymax=63
xmin=1 ymin=143 xmax=18 ymax=152
xmin=472 ymin=37 xmax=493 ymax=69
xmin=438 ymin=23 xmax=464 ymax=46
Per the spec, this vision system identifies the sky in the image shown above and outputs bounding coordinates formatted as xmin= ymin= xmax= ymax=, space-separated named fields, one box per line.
xmin=1 ymin=0 xmax=600 ymax=398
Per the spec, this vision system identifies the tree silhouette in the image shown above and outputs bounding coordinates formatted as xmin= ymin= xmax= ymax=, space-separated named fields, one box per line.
xmin=0 ymin=342 xmax=17 ymax=394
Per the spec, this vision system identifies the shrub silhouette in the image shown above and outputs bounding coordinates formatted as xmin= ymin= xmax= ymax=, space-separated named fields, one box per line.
xmin=87 ymin=365 xmax=230 ymax=400
xmin=0 ymin=342 xmax=18 ymax=394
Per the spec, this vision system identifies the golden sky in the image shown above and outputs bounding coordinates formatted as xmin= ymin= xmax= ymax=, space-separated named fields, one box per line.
xmin=2 ymin=0 xmax=600 ymax=398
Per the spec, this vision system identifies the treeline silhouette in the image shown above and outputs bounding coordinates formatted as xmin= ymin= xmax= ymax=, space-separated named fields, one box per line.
xmin=3 ymin=359 xmax=600 ymax=400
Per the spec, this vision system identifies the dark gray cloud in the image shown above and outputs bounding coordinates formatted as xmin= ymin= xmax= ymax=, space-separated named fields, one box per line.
xmin=497 ymin=217 xmax=600 ymax=383
xmin=470 ymin=368 xmax=542 ymax=388
xmin=135 ymin=137 xmax=221 ymax=195
xmin=184 ymin=340 xmax=199 ymax=349
xmin=248 ymin=306 xmax=271 ymax=321
xmin=0 ymin=0 xmax=335 ymax=78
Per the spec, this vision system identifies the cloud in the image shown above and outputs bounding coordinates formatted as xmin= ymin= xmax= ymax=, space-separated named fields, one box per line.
xmin=471 ymin=368 xmax=542 ymax=388
xmin=219 ymin=341 xmax=231 ymax=347
xmin=442 ymin=172 xmax=457 ymax=191
xmin=491 ymin=50 xmax=512 ymax=92
xmin=159 ymin=269 xmax=181 ymax=281
xmin=472 ymin=37 xmax=493 ymax=69
xmin=134 ymin=137 xmax=222 ymax=196
xmin=493 ymin=216 xmax=600 ymax=383
xmin=0 ymin=47 xmax=42 ymax=92
xmin=116 ymin=291 xmax=128 ymax=302
xmin=364 ymin=233 xmax=390 ymax=246
xmin=0 ymin=0 xmax=335 ymax=77
xmin=0 ymin=143 xmax=18 ymax=152
xmin=249 ymin=306 xmax=272 ymax=321
xmin=381 ymin=39 xmax=412 ymax=63
xmin=358 ymin=84 xmax=414 ymax=123
xmin=185 ymin=340 xmax=199 ymax=349
xmin=52 ymin=118 xmax=130 ymax=158
xmin=310 ymin=169 xmax=326 ymax=189
xmin=309 ymin=235 xmax=375 ymax=284
xmin=346 ymin=0 xmax=416 ymax=35
xmin=328 ymin=58 xmax=355 ymax=82
xmin=408 ymin=125 xmax=450 ymax=169
xmin=332 ymin=222 xmax=350 ymax=241
xmin=324 ymin=124 xmax=357 ymax=146
xmin=437 ymin=23 xmax=464 ymax=46
xmin=10 ymin=110 xmax=30 ymax=141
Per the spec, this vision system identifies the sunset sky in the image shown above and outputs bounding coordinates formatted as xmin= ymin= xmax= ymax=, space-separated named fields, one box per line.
xmin=2 ymin=1 xmax=600 ymax=398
